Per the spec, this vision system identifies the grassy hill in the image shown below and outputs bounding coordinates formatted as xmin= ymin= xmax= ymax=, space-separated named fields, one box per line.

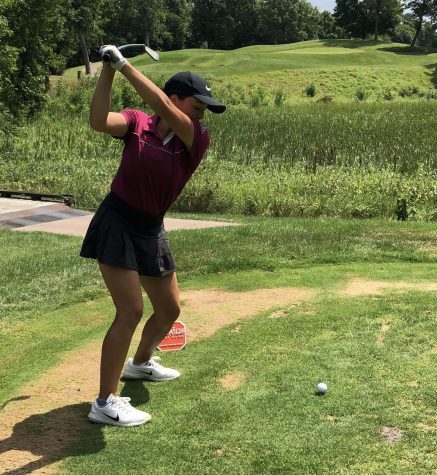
xmin=63 ymin=39 xmax=437 ymax=102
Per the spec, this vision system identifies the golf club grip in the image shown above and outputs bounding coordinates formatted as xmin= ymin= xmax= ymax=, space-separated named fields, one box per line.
xmin=102 ymin=53 xmax=111 ymax=63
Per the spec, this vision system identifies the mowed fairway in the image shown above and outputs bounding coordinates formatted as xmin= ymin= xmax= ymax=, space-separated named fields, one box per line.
xmin=63 ymin=39 xmax=437 ymax=100
xmin=1 ymin=217 xmax=437 ymax=474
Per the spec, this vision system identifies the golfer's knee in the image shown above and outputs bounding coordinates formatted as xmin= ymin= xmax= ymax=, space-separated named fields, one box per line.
xmin=159 ymin=303 xmax=181 ymax=325
xmin=115 ymin=305 xmax=144 ymax=329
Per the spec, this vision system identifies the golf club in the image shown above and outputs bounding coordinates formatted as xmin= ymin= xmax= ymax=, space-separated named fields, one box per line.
xmin=101 ymin=44 xmax=160 ymax=63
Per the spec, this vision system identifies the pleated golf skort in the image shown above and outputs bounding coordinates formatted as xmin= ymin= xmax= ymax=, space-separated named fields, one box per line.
xmin=80 ymin=192 xmax=175 ymax=277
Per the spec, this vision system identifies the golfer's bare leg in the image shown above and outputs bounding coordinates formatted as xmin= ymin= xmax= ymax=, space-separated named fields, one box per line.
xmin=134 ymin=272 xmax=180 ymax=363
xmin=98 ymin=263 xmax=144 ymax=399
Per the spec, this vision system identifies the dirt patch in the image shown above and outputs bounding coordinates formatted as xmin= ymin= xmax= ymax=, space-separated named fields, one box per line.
xmin=381 ymin=426 xmax=404 ymax=444
xmin=268 ymin=309 xmax=288 ymax=319
xmin=341 ymin=278 xmax=437 ymax=297
xmin=297 ymin=308 xmax=317 ymax=317
xmin=376 ymin=322 xmax=390 ymax=348
xmin=180 ymin=287 xmax=313 ymax=341
xmin=0 ymin=286 xmax=312 ymax=474
xmin=219 ymin=372 xmax=245 ymax=390
xmin=376 ymin=335 xmax=384 ymax=348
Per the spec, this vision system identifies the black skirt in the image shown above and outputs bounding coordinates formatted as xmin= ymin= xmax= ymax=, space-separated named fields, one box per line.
xmin=80 ymin=192 xmax=175 ymax=277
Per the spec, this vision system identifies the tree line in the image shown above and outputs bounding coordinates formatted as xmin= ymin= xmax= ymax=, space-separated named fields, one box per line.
xmin=0 ymin=0 xmax=436 ymax=120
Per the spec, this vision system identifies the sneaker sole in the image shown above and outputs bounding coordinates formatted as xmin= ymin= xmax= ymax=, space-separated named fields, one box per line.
xmin=88 ymin=413 xmax=151 ymax=427
xmin=122 ymin=369 xmax=180 ymax=382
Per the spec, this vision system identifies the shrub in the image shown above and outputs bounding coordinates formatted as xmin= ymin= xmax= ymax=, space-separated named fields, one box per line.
xmin=382 ymin=89 xmax=394 ymax=101
xmin=355 ymin=89 xmax=368 ymax=101
xmin=274 ymin=90 xmax=286 ymax=106
xmin=398 ymin=86 xmax=420 ymax=98
xmin=250 ymin=87 xmax=268 ymax=107
xmin=317 ymin=95 xmax=333 ymax=104
xmin=391 ymin=24 xmax=415 ymax=45
xmin=418 ymin=89 xmax=437 ymax=100
xmin=305 ymin=84 xmax=316 ymax=98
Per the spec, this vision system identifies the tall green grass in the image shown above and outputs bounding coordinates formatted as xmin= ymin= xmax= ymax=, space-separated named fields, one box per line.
xmin=1 ymin=85 xmax=435 ymax=219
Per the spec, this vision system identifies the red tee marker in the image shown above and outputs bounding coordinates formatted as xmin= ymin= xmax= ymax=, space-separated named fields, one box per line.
xmin=158 ymin=321 xmax=187 ymax=351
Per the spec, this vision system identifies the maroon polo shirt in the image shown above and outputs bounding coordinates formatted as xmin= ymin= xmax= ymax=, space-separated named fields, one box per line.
xmin=110 ymin=109 xmax=210 ymax=215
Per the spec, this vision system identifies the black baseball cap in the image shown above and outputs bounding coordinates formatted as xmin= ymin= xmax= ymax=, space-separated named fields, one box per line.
xmin=163 ymin=71 xmax=226 ymax=114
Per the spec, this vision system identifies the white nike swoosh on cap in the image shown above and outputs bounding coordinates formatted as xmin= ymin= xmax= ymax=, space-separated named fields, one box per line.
xmin=205 ymin=86 xmax=212 ymax=91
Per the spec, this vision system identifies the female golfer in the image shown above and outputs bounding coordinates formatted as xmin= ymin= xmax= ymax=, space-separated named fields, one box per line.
xmin=81 ymin=45 xmax=226 ymax=427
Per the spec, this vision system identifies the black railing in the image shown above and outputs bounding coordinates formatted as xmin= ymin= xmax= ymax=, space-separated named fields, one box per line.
xmin=0 ymin=190 xmax=75 ymax=207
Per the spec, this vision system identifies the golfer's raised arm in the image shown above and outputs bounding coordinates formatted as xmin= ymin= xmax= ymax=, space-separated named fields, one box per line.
xmin=121 ymin=63 xmax=195 ymax=148
xmin=89 ymin=63 xmax=128 ymax=137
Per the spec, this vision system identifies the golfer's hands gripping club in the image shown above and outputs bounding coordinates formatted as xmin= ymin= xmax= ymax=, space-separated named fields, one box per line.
xmin=99 ymin=45 xmax=128 ymax=71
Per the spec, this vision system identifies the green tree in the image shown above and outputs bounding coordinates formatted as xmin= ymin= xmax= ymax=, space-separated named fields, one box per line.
xmin=420 ymin=19 xmax=437 ymax=47
xmin=319 ymin=10 xmax=339 ymax=38
xmin=103 ymin=0 xmax=140 ymax=45
xmin=66 ymin=0 xmax=107 ymax=74
xmin=136 ymin=0 xmax=167 ymax=48
xmin=229 ymin=0 xmax=261 ymax=47
xmin=335 ymin=0 xmax=371 ymax=38
xmin=191 ymin=0 xmax=235 ymax=48
xmin=162 ymin=0 xmax=191 ymax=50
xmin=103 ymin=0 xmax=168 ymax=49
xmin=361 ymin=0 xmax=402 ymax=39
xmin=391 ymin=17 xmax=417 ymax=42
xmin=258 ymin=0 xmax=321 ymax=44
xmin=0 ymin=12 xmax=18 ymax=129
xmin=405 ymin=0 xmax=437 ymax=46
xmin=3 ymin=0 xmax=71 ymax=116
xmin=335 ymin=0 xmax=401 ymax=38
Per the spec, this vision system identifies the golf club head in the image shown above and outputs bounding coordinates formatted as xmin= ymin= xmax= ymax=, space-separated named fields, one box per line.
xmin=145 ymin=46 xmax=160 ymax=62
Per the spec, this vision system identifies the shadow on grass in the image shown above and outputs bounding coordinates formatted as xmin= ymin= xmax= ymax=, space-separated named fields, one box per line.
xmin=319 ymin=39 xmax=389 ymax=49
xmin=0 ymin=380 xmax=152 ymax=473
xmin=0 ymin=402 xmax=105 ymax=475
xmin=425 ymin=62 xmax=437 ymax=88
xmin=121 ymin=380 xmax=151 ymax=406
xmin=379 ymin=46 xmax=437 ymax=55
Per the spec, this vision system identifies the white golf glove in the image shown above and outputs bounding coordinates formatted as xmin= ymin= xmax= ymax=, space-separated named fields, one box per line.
xmin=99 ymin=45 xmax=128 ymax=71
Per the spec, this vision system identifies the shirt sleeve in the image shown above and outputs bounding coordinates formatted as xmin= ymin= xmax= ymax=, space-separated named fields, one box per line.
xmin=119 ymin=109 xmax=143 ymax=138
xmin=188 ymin=120 xmax=211 ymax=171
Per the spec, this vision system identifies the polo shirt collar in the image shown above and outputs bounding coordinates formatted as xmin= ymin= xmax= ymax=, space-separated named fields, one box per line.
xmin=145 ymin=115 xmax=175 ymax=145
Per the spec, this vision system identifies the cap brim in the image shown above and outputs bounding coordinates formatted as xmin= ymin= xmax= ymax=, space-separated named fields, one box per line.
xmin=194 ymin=94 xmax=226 ymax=114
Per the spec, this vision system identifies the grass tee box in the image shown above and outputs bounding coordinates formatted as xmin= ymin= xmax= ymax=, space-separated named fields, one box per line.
xmin=1 ymin=216 xmax=437 ymax=473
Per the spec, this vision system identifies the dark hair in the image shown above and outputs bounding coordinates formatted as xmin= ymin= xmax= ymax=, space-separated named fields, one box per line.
xmin=165 ymin=91 xmax=187 ymax=100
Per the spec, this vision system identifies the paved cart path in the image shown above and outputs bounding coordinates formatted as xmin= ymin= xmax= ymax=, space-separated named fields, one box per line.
xmin=0 ymin=197 xmax=239 ymax=236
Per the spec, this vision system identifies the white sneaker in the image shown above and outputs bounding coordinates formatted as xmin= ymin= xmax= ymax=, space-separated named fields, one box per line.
xmin=123 ymin=356 xmax=181 ymax=382
xmin=88 ymin=393 xmax=151 ymax=427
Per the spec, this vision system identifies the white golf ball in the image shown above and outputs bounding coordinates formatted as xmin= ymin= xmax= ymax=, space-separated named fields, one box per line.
xmin=317 ymin=382 xmax=328 ymax=394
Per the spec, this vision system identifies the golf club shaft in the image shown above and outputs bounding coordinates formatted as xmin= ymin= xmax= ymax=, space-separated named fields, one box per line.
xmin=102 ymin=44 xmax=159 ymax=63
